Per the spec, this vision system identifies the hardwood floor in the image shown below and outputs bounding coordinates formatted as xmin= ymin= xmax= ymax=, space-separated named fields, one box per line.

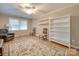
xmin=36 ymin=36 xmax=79 ymax=56
xmin=48 ymin=40 xmax=79 ymax=56
xmin=3 ymin=35 xmax=79 ymax=56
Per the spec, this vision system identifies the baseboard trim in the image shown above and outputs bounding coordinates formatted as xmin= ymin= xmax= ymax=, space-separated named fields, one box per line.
xmin=71 ymin=45 xmax=79 ymax=49
xmin=15 ymin=34 xmax=30 ymax=38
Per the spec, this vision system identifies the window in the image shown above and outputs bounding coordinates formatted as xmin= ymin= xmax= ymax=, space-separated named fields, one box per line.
xmin=8 ymin=18 xmax=28 ymax=31
xmin=9 ymin=19 xmax=19 ymax=30
xmin=20 ymin=21 xmax=27 ymax=30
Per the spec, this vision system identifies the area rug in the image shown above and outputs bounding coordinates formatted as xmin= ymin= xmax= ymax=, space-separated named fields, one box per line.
xmin=4 ymin=36 xmax=66 ymax=56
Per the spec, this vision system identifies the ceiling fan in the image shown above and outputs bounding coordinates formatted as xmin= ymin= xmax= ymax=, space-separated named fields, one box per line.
xmin=17 ymin=4 xmax=37 ymax=14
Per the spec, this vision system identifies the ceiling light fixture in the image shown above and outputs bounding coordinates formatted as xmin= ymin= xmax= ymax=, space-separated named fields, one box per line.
xmin=18 ymin=3 xmax=37 ymax=14
xmin=24 ymin=9 xmax=33 ymax=14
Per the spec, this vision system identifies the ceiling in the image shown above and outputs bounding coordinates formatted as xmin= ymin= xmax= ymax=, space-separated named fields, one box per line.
xmin=0 ymin=3 xmax=78 ymax=19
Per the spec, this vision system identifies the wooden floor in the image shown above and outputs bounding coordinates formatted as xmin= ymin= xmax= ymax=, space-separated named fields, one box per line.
xmin=38 ymin=36 xmax=79 ymax=56
xmin=47 ymin=39 xmax=79 ymax=56
xmin=4 ymin=35 xmax=79 ymax=56
xmin=33 ymin=36 xmax=79 ymax=56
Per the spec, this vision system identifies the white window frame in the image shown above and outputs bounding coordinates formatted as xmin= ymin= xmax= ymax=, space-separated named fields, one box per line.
xmin=8 ymin=18 xmax=28 ymax=31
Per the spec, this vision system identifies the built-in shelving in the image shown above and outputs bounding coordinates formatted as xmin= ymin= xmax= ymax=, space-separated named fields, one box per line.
xmin=49 ymin=15 xmax=70 ymax=46
xmin=38 ymin=18 xmax=49 ymax=25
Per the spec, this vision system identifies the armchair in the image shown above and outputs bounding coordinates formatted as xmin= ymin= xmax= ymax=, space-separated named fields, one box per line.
xmin=0 ymin=29 xmax=15 ymax=42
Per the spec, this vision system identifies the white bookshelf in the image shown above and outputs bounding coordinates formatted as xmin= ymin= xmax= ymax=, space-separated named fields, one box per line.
xmin=38 ymin=18 xmax=49 ymax=25
xmin=49 ymin=15 xmax=70 ymax=47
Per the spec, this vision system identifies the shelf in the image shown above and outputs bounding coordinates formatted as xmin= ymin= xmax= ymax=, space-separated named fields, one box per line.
xmin=38 ymin=18 xmax=49 ymax=26
xmin=50 ymin=27 xmax=70 ymax=30
xmin=50 ymin=22 xmax=70 ymax=25
xmin=50 ymin=30 xmax=70 ymax=32
xmin=51 ymin=26 xmax=70 ymax=28
xmin=49 ymin=15 xmax=70 ymax=46
xmin=53 ymin=19 xmax=69 ymax=23
xmin=39 ymin=22 xmax=49 ymax=25
xmin=50 ymin=36 xmax=69 ymax=39
xmin=39 ymin=19 xmax=48 ymax=22
xmin=39 ymin=24 xmax=49 ymax=25
xmin=49 ymin=37 xmax=70 ymax=46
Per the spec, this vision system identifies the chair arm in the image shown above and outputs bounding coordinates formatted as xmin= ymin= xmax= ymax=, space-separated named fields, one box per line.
xmin=8 ymin=33 xmax=14 ymax=35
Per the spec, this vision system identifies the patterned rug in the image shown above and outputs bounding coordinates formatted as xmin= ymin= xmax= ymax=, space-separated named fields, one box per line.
xmin=3 ymin=36 xmax=66 ymax=56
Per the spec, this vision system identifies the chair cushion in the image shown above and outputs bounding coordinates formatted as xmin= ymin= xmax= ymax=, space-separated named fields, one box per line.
xmin=0 ymin=29 xmax=8 ymax=34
